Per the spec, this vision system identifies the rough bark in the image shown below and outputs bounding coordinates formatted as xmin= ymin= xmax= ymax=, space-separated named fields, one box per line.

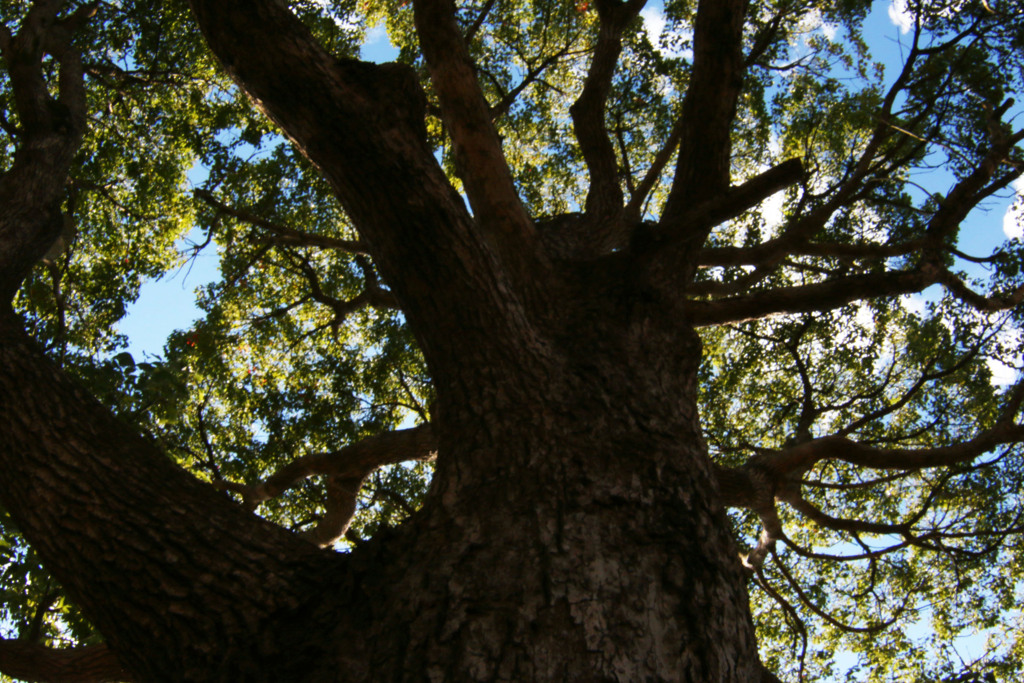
xmin=0 ymin=312 xmax=357 ymax=681
xmin=1 ymin=279 xmax=766 ymax=683
xmin=0 ymin=1 xmax=89 ymax=300
xmin=339 ymin=271 xmax=763 ymax=681
xmin=0 ymin=639 xmax=127 ymax=683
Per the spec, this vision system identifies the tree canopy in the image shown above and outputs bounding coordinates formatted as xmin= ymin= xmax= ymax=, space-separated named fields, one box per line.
xmin=1 ymin=0 xmax=1024 ymax=681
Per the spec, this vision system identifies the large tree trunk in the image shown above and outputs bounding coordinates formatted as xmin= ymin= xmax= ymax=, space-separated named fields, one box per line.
xmin=2 ymin=286 xmax=762 ymax=682
xmin=347 ymin=291 xmax=762 ymax=681
xmin=1 ymin=281 xmax=764 ymax=682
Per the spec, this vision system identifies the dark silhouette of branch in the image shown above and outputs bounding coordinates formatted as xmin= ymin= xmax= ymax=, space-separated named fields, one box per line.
xmin=489 ymin=45 xmax=575 ymax=120
xmin=753 ymin=566 xmax=809 ymax=681
xmin=218 ymin=425 xmax=436 ymax=546
xmin=0 ymin=0 xmax=93 ymax=300
xmin=569 ymin=0 xmax=645 ymax=232
xmin=299 ymin=474 xmax=365 ymax=548
xmin=771 ymin=416 xmax=1024 ymax=476
xmin=462 ymin=0 xmax=497 ymax=43
xmin=661 ymin=0 xmax=750 ymax=231
xmin=685 ymin=267 xmax=931 ymax=326
xmin=624 ymin=116 xmax=683 ymax=223
xmin=193 ymin=189 xmax=368 ymax=253
xmin=413 ymin=0 xmax=538 ymax=272
xmin=771 ymin=553 xmax=904 ymax=635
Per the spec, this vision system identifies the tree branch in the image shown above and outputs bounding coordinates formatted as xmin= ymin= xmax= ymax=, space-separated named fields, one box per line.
xmin=641 ymin=157 xmax=805 ymax=282
xmin=752 ymin=567 xmax=809 ymax=680
xmin=623 ymin=116 xmax=683 ymax=224
xmin=569 ymin=0 xmax=645 ymax=232
xmin=0 ymin=313 xmax=336 ymax=679
xmin=194 ymin=189 xmax=368 ymax=253
xmin=188 ymin=0 xmax=549 ymax=375
xmin=0 ymin=639 xmax=129 ymax=683
xmin=690 ymin=33 xmax=956 ymax=277
xmin=413 ymin=0 xmax=539 ymax=267
xmin=0 ymin=0 xmax=92 ymax=301
xmin=684 ymin=267 xmax=932 ymax=327
xmin=660 ymin=0 xmax=749 ymax=233
xmin=299 ymin=474 xmax=365 ymax=548
xmin=926 ymin=127 xmax=1024 ymax=244
xmin=218 ymin=424 xmax=437 ymax=546
xmin=284 ymin=251 xmax=399 ymax=331
xmin=771 ymin=421 xmax=1024 ymax=475
xmin=937 ymin=270 xmax=1024 ymax=312
xmin=463 ymin=0 xmax=498 ymax=43
xmin=771 ymin=553 xmax=903 ymax=635
xmin=489 ymin=47 xmax=573 ymax=120
xmin=698 ymin=237 xmax=926 ymax=268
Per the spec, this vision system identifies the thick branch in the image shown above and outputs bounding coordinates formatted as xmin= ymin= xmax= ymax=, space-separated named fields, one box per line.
xmin=926 ymin=128 xmax=1024 ymax=243
xmin=698 ymin=238 xmax=926 ymax=268
xmin=660 ymin=0 xmax=749 ymax=230
xmin=691 ymin=35 xmax=945 ymax=274
xmin=220 ymin=425 xmax=436 ymax=508
xmin=219 ymin=425 xmax=436 ymax=548
xmin=714 ymin=459 xmax=775 ymax=509
xmin=667 ymin=158 xmax=804 ymax=242
xmin=772 ymin=422 xmax=1024 ymax=475
xmin=0 ymin=639 xmax=128 ymax=683
xmin=413 ymin=0 xmax=538 ymax=267
xmin=0 ymin=1 xmax=90 ymax=301
xmin=689 ymin=251 xmax=1024 ymax=325
xmin=0 ymin=313 xmax=340 ymax=679
xmin=938 ymin=270 xmax=1024 ymax=312
xmin=188 ymin=0 xmax=547 ymax=378
xmin=569 ymin=0 xmax=645 ymax=229
xmin=640 ymin=157 xmax=804 ymax=288
xmin=685 ymin=267 xmax=931 ymax=327
xmin=299 ymin=475 xmax=366 ymax=548
xmin=783 ymin=494 xmax=913 ymax=536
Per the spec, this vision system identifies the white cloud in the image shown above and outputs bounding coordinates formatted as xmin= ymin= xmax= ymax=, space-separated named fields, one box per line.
xmin=988 ymin=328 xmax=1023 ymax=387
xmin=889 ymin=0 xmax=975 ymax=34
xmin=761 ymin=190 xmax=785 ymax=231
xmin=888 ymin=0 xmax=914 ymax=34
xmin=640 ymin=7 xmax=693 ymax=60
xmin=797 ymin=9 xmax=837 ymax=42
xmin=987 ymin=357 xmax=1019 ymax=386
xmin=900 ymin=293 xmax=926 ymax=316
xmin=640 ymin=7 xmax=665 ymax=42
xmin=365 ymin=23 xmax=387 ymax=45
xmin=1002 ymin=176 xmax=1024 ymax=241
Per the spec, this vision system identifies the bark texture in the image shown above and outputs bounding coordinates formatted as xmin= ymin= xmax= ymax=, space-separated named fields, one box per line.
xmin=322 ymin=260 xmax=761 ymax=680
xmin=0 ymin=639 xmax=126 ymax=683
xmin=0 ymin=312 xmax=351 ymax=681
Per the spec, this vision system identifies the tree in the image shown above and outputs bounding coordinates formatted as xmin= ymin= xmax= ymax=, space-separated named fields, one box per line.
xmin=1 ymin=0 xmax=1023 ymax=679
